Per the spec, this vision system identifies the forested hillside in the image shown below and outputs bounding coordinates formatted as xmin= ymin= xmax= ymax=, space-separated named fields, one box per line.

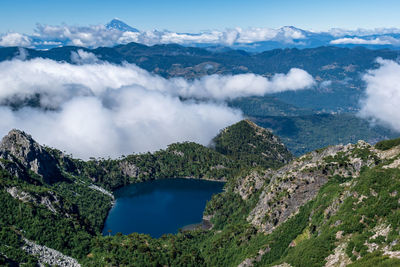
xmin=0 ymin=121 xmax=292 ymax=265
xmin=1 ymin=121 xmax=400 ymax=266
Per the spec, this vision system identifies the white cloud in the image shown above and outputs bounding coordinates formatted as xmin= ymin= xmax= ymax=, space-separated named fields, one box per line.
xmin=330 ymin=37 xmax=400 ymax=45
xmin=359 ymin=58 xmax=400 ymax=132
xmin=0 ymin=56 xmax=315 ymax=106
xmin=71 ymin=49 xmax=100 ymax=64
xmin=25 ymin=23 xmax=309 ymax=48
xmin=166 ymin=68 xmax=314 ymax=100
xmin=33 ymin=24 xmax=125 ymax=47
xmin=328 ymin=28 xmax=400 ymax=38
xmin=4 ymin=22 xmax=400 ymax=49
xmin=0 ymin=33 xmax=32 ymax=47
xmin=1 ymin=93 xmax=242 ymax=159
xmin=0 ymin=56 xmax=314 ymax=159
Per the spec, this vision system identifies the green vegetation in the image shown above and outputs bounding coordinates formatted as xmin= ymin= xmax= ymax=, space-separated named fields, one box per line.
xmin=78 ymin=142 xmax=242 ymax=191
xmin=2 ymin=128 xmax=400 ymax=266
xmin=68 ymin=120 xmax=291 ymax=191
xmin=213 ymin=120 xmax=292 ymax=169
xmin=375 ymin=137 xmax=400 ymax=151
xmin=253 ymin=113 xmax=398 ymax=156
xmin=0 ymin=178 xmax=95 ymax=261
xmin=348 ymin=252 xmax=400 ymax=267
xmin=0 ymin=227 xmax=38 ymax=266
xmin=228 ymin=96 xmax=312 ymax=117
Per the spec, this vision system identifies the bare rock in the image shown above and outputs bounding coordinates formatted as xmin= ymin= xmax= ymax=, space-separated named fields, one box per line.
xmin=0 ymin=129 xmax=61 ymax=183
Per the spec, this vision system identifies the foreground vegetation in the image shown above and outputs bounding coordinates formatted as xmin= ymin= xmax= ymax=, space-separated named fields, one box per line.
xmin=1 ymin=123 xmax=400 ymax=266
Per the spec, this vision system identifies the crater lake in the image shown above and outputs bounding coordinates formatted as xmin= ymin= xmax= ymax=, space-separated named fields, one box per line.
xmin=102 ymin=178 xmax=225 ymax=238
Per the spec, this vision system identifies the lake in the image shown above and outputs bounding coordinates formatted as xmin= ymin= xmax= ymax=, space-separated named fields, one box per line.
xmin=102 ymin=178 xmax=225 ymax=238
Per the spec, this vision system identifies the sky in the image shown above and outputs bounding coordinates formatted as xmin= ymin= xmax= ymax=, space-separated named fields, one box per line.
xmin=0 ymin=0 xmax=399 ymax=33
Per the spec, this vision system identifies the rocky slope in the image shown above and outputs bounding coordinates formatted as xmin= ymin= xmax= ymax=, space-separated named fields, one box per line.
xmin=204 ymin=138 xmax=400 ymax=266
xmin=247 ymin=141 xmax=376 ymax=233
xmin=0 ymin=129 xmax=62 ymax=184
xmin=1 ymin=124 xmax=400 ymax=266
xmin=0 ymin=121 xmax=294 ymax=265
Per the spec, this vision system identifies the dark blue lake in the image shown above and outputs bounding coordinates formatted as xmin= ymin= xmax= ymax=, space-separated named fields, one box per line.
xmin=102 ymin=178 xmax=225 ymax=238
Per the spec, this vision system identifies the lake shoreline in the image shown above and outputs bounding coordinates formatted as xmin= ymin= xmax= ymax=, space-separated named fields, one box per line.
xmin=99 ymin=177 xmax=225 ymax=233
xmin=180 ymin=217 xmax=213 ymax=232
xmin=101 ymin=178 xmax=224 ymax=237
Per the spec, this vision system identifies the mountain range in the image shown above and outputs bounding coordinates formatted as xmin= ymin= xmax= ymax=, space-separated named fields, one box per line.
xmin=2 ymin=19 xmax=400 ymax=51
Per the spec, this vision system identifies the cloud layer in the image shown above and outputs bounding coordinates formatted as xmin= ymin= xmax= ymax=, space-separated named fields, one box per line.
xmin=0 ymin=24 xmax=308 ymax=48
xmin=3 ymin=22 xmax=400 ymax=49
xmin=0 ymin=33 xmax=32 ymax=47
xmin=0 ymin=52 xmax=314 ymax=159
xmin=330 ymin=36 xmax=400 ymax=45
xmin=359 ymin=58 xmax=400 ymax=131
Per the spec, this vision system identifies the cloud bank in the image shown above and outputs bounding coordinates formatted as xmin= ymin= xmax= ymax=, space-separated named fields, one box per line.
xmin=330 ymin=36 xmax=400 ymax=45
xmin=0 ymin=24 xmax=308 ymax=48
xmin=0 ymin=33 xmax=32 ymax=47
xmin=328 ymin=28 xmax=400 ymax=38
xmin=359 ymin=58 xmax=400 ymax=132
xmin=4 ymin=22 xmax=400 ymax=49
xmin=0 ymin=52 xmax=315 ymax=159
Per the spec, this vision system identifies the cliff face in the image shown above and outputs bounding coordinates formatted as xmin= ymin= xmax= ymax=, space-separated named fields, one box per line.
xmin=0 ymin=130 xmax=114 ymax=266
xmin=204 ymin=138 xmax=400 ymax=266
xmin=247 ymin=141 xmax=377 ymax=233
xmin=0 ymin=129 xmax=62 ymax=183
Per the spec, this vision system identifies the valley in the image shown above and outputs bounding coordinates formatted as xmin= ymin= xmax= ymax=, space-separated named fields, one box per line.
xmin=2 ymin=2 xmax=400 ymax=266
xmin=1 ymin=121 xmax=400 ymax=266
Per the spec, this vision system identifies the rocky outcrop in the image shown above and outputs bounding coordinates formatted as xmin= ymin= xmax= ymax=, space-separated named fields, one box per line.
xmin=6 ymin=186 xmax=75 ymax=216
xmin=6 ymin=186 xmax=34 ymax=203
xmin=234 ymin=169 xmax=269 ymax=200
xmin=237 ymin=247 xmax=270 ymax=267
xmin=324 ymin=242 xmax=352 ymax=267
xmin=23 ymin=238 xmax=81 ymax=267
xmin=0 ymin=129 xmax=61 ymax=183
xmin=247 ymin=141 xmax=378 ymax=233
xmin=119 ymin=160 xmax=139 ymax=178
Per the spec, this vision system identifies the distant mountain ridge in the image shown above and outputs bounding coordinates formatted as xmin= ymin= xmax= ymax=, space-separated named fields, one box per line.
xmin=2 ymin=19 xmax=400 ymax=50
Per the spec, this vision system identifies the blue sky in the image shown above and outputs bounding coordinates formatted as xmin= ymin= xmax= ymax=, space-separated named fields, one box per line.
xmin=0 ymin=0 xmax=399 ymax=33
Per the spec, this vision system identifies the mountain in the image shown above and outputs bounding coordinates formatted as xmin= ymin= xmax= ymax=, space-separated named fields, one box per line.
xmin=69 ymin=120 xmax=293 ymax=191
xmin=0 ymin=121 xmax=292 ymax=265
xmin=201 ymin=138 xmax=400 ymax=266
xmin=105 ymin=18 xmax=139 ymax=32
xmin=2 ymin=124 xmax=400 ymax=265
xmin=0 ymin=129 xmax=62 ymax=184
xmin=212 ymin=119 xmax=293 ymax=168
